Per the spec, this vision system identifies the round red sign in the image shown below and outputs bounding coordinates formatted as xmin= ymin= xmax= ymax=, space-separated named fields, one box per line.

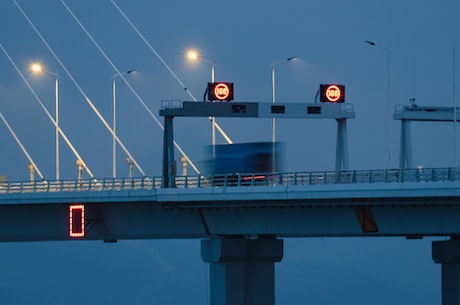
xmin=213 ymin=83 xmax=231 ymax=100
xmin=325 ymin=85 xmax=342 ymax=102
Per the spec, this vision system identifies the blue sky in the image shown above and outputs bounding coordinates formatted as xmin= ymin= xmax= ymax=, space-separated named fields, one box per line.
xmin=0 ymin=0 xmax=459 ymax=304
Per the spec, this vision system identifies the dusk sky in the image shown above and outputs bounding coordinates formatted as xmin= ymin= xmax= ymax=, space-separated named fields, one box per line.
xmin=0 ymin=0 xmax=459 ymax=304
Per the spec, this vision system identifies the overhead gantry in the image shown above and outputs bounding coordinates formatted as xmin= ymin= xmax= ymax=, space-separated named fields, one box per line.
xmin=158 ymin=100 xmax=356 ymax=304
xmin=394 ymin=104 xmax=460 ymax=170
xmin=159 ymin=101 xmax=355 ymax=187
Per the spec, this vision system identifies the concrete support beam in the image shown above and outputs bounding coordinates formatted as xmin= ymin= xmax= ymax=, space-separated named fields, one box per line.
xmin=433 ymin=238 xmax=460 ymax=305
xmin=162 ymin=116 xmax=176 ymax=188
xmin=336 ymin=118 xmax=349 ymax=171
xmin=201 ymin=237 xmax=283 ymax=305
xmin=399 ymin=119 xmax=412 ymax=170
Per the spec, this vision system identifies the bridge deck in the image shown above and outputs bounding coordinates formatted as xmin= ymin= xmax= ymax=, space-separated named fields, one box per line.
xmin=0 ymin=168 xmax=459 ymax=242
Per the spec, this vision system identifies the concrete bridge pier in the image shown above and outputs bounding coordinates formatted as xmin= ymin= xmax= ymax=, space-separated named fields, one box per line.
xmin=433 ymin=238 xmax=460 ymax=305
xmin=201 ymin=237 xmax=284 ymax=305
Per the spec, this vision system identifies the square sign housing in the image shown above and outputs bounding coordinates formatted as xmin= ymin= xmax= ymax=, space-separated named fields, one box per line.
xmin=320 ymin=84 xmax=345 ymax=103
xmin=208 ymin=82 xmax=234 ymax=101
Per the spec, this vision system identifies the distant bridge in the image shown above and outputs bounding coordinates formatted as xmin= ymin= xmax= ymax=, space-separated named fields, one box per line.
xmin=2 ymin=103 xmax=460 ymax=305
xmin=1 ymin=168 xmax=460 ymax=304
xmin=1 ymin=167 xmax=460 ymax=239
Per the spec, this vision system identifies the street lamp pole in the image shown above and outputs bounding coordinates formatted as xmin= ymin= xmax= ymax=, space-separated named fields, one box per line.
xmin=211 ymin=63 xmax=215 ymax=148
xmin=186 ymin=50 xmax=217 ymax=147
xmin=111 ymin=70 xmax=135 ymax=178
xmin=270 ymin=56 xmax=296 ymax=172
xmin=271 ymin=66 xmax=276 ymax=143
xmin=112 ymin=76 xmax=117 ymax=178
xmin=365 ymin=40 xmax=392 ymax=168
xmin=270 ymin=56 xmax=296 ymax=143
xmin=453 ymin=44 xmax=457 ymax=167
xmin=31 ymin=63 xmax=60 ymax=180
xmin=55 ymin=75 xmax=59 ymax=180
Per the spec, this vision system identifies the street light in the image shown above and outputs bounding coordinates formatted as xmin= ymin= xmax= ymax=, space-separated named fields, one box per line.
xmin=365 ymin=40 xmax=392 ymax=168
xmin=186 ymin=49 xmax=217 ymax=148
xmin=452 ymin=44 xmax=457 ymax=167
xmin=27 ymin=163 xmax=35 ymax=183
xmin=187 ymin=50 xmax=215 ymax=82
xmin=270 ymin=56 xmax=297 ymax=143
xmin=76 ymin=159 xmax=84 ymax=181
xmin=30 ymin=63 xmax=60 ymax=180
xmin=180 ymin=155 xmax=188 ymax=176
xmin=126 ymin=157 xmax=134 ymax=178
xmin=111 ymin=70 xmax=136 ymax=178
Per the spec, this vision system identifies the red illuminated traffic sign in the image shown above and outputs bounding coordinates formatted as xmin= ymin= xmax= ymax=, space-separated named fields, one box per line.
xmin=208 ymin=82 xmax=234 ymax=101
xmin=69 ymin=204 xmax=85 ymax=238
xmin=320 ymin=84 xmax=345 ymax=103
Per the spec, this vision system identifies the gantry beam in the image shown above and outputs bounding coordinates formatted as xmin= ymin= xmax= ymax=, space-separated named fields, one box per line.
xmin=160 ymin=101 xmax=355 ymax=186
xmin=394 ymin=104 xmax=460 ymax=170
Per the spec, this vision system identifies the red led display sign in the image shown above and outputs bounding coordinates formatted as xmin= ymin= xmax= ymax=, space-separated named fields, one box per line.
xmin=208 ymin=82 xmax=234 ymax=101
xmin=69 ymin=204 xmax=85 ymax=238
xmin=320 ymin=84 xmax=345 ymax=103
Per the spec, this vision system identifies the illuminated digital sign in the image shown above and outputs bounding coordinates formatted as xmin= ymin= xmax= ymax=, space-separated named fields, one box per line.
xmin=69 ymin=204 xmax=85 ymax=238
xmin=320 ymin=84 xmax=345 ymax=103
xmin=208 ymin=82 xmax=234 ymax=101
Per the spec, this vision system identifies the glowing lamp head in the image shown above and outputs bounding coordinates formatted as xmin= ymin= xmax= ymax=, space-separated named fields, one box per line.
xmin=30 ymin=63 xmax=44 ymax=73
xmin=187 ymin=50 xmax=199 ymax=61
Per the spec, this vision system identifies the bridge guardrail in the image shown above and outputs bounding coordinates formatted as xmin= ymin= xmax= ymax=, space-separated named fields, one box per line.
xmin=0 ymin=168 xmax=460 ymax=194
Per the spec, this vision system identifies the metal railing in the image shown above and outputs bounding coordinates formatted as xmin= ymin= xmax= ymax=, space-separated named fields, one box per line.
xmin=0 ymin=177 xmax=162 ymax=194
xmin=1 ymin=168 xmax=460 ymax=194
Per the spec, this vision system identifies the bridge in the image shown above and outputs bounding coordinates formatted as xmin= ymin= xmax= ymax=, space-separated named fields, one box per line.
xmin=1 ymin=101 xmax=460 ymax=304
xmin=1 ymin=166 xmax=460 ymax=304
xmin=1 ymin=1 xmax=457 ymax=303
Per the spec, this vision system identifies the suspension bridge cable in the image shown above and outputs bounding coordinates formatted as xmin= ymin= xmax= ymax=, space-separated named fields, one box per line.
xmin=0 ymin=112 xmax=45 ymax=180
xmin=0 ymin=43 xmax=95 ymax=179
xmin=60 ymin=0 xmax=200 ymax=175
xmin=110 ymin=0 xmax=234 ymax=145
xmin=13 ymin=0 xmax=146 ymax=177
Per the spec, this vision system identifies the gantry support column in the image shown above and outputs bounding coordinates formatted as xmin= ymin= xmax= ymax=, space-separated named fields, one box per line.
xmin=335 ymin=118 xmax=349 ymax=171
xmin=201 ymin=237 xmax=284 ymax=305
xmin=162 ymin=115 xmax=176 ymax=188
xmin=433 ymin=238 xmax=460 ymax=305
xmin=399 ymin=119 xmax=413 ymax=170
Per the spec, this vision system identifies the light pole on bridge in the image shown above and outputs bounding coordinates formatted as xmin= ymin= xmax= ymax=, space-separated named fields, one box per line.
xmin=186 ymin=49 xmax=217 ymax=148
xmin=111 ymin=70 xmax=136 ymax=178
xmin=30 ymin=63 xmax=60 ymax=180
xmin=270 ymin=56 xmax=297 ymax=172
xmin=270 ymin=56 xmax=297 ymax=144
xmin=365 ymin=40 xmax=392 ymax=168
